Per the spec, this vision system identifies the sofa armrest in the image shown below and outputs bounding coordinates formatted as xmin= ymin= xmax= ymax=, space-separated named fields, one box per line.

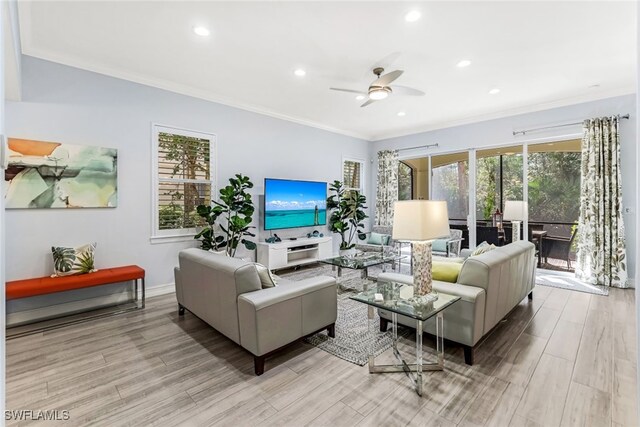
xmin=237 ymin=276 xmax=337 ymax=356
xmin=239 ymin=276 xmax=335 ymax=310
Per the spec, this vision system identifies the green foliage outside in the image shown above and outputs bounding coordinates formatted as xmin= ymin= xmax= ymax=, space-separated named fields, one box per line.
xmin=431 ymin=161 xmax=469 ymax=219
xmin=158 ymin=132 xmax=210 ymax=230
xmin=425 ymin=151 xmax=580 ymax=240
xmin=398 ymin=162 xmax=413 ymax=200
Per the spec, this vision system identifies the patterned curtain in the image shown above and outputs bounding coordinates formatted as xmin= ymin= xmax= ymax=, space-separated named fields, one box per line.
xmin=575 ymin=116 xmax=628 ymax=288
xmin=375 ymin=150 xmax=399 ymax=226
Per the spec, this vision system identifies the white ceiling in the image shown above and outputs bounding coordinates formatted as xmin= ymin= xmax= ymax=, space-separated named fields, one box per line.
xmin=18 ymin=1 xmax=637 ymax=141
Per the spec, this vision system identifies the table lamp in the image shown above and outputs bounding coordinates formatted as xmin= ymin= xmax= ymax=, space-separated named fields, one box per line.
xmin=392 ymin=200 xmax=450 ymax=297
xmin=503 ymin=200 xmax=528 ymax=242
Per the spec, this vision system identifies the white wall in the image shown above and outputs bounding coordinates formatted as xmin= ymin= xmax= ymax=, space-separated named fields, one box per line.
xmin=5 ymin=57 xmax=370 ymax=318
xmin=370 ymin=94 xmax=638 ymax=283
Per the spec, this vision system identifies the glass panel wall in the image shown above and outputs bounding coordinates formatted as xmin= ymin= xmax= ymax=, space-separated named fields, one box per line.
xmin=476 ymin=145 xmax=524 ymax=246
xmin=528 ymin=139 xmax=581 ymax=271
xmin=431 ymin=152 xmax=469 ymax=249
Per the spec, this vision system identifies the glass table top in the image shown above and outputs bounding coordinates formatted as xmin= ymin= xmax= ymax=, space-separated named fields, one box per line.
xmin=320 ymin=253 xmax=404 ymax=269
xmin=349 ymin=280 xmax=461 ymax=321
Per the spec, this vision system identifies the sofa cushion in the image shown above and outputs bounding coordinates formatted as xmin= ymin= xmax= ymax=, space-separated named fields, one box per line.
xmin=255 ymin=263 xmax=277 ymax=288
xmin=432 ymin=261 xmax=463 ymax=283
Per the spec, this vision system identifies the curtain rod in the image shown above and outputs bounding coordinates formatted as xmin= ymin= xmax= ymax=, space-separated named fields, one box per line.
xmin=513 ymin=114 xmax=630 ymax=136
xmin=397 ymin=143 xmax=439 ymax=152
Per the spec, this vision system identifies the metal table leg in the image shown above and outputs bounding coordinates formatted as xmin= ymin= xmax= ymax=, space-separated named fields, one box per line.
xmin=368 ymin=310 xmax=445 ymax=396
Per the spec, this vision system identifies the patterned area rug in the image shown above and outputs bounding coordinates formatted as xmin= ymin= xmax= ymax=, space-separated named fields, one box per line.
xmin=278 ymin=264 xmax=411 ymax=366
xmin=536 ymin=272 xmax=609 ymax=296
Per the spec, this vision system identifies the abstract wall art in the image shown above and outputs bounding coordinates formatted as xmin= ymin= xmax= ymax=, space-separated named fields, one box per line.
xmin=4 ymin=138 xmax=118 ymax=209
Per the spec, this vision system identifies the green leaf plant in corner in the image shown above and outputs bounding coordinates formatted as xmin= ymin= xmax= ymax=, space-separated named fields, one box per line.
xmin=326 ymin=180 xmax=368 ymax=251
xmin=195 ymin=174 xmax=257 ymax=257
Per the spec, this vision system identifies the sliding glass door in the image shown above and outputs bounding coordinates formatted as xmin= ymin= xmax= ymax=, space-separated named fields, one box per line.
xmin=527 ymin=139 xmax=581 ymax=271
xmin=476 ymin=145 xmax=524 ymax=246
xmin=431 ymin=152 xmax=469 ymax=248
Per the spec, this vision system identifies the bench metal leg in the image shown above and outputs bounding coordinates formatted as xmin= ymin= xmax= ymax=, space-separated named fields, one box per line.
xmin=7 ymin=276 xmax=147 ymax=340
xmin=141 ymin=278 xmax=146 ymax=309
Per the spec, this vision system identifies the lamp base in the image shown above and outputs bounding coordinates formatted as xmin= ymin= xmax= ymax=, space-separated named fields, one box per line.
xmin=412 ymin=241 xmax=433 ymax=296
xmin=511 ymin=221 xmax=522 ymax=242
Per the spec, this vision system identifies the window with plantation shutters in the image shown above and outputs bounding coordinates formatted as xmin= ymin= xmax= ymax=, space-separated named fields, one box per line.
xmin=343 ymin=158 xmax=365 ymax=200
xmin=151 ymin=125 xmax=216 ymax=241
xmin=343 ymin=159 xmax=363 ymax=191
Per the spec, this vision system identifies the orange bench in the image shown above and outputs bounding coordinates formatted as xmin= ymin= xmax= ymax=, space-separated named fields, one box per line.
xmin=6 ymin=265 xmax=145 ymax=337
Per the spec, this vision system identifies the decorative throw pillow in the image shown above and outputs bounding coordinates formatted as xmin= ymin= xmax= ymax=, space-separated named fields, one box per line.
xmin=471 ymin=242 xmax=496 ymax=256
xmin=431 ymin=239 xmax=448 ymax=253
xmin=255 ymin=263 xmax=277 ymax=288
xmin=51 ymin=243 xmax=97 ymax=277
xmin=368 ymin=232 xmax=390 ymax=246
xmin=432 ymin=261 xmax=463 ymax=283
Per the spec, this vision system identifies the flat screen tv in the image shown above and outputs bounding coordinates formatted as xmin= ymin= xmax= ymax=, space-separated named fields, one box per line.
xmin=264 ymin=178 xmax=327 ymax=230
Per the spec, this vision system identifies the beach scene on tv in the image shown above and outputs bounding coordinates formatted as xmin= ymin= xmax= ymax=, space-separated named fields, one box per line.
xmin=264 ymin=179 xmax=327 ymax=230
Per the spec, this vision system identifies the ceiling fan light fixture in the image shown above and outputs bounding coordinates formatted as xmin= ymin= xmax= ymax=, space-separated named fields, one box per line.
xmin=369 ymin=88 xmax=389 ymax=100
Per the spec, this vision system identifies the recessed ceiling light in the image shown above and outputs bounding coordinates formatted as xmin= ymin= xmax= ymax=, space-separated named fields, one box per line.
xmin=356 ymin=95 xmax=365 ymax=100
xmin=405 ymin=10 xmax=421 ymax=22
xmin=489 ymin=88 xmax=501 ymax=95
xmin=589 ymin=84 xmax=601 ymax=88
xmin=294 ymin=69 xmax=306 ymax=77
xmin=193 ymin=26 xmax=210 ymax=37
xmin=456 ymin=60 xmax=471 ymax=68
xmin=397 ymin=111 xmax=406 ymax=117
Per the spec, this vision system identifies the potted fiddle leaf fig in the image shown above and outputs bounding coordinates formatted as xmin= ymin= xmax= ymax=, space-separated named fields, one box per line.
xmin=195 ymin=174 xmax=257 ymax=257
xmin=326 ymin=180 xmax=368 ymax=254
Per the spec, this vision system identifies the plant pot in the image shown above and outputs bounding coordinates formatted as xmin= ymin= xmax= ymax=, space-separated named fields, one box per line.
xmin=339 ymin=248 xmax=357 ymax=257
xmin=209 ymin=249 xmax=228 ymax=256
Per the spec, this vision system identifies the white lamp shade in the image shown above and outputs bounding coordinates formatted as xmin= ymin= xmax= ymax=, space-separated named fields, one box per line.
xmin=392 ymin=200 xmax=450 ymax=241
xmin=503 ymin=200 xmax=528 ymax=221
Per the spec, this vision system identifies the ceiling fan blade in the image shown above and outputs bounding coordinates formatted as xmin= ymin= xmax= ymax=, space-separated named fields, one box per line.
xmin=391 ymin=85 xmax=425 ymax=96
xmin=329 ymin=87 xmax=367 ymax=95
xmin=373 ymin=70 xmax=404 ymax=87
xmin=360 ymin=99 xmax=376 ymax=107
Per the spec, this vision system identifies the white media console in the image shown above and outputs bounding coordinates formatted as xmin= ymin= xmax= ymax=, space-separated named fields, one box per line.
xmin=257 ymin=236 xmax=332 ymax=270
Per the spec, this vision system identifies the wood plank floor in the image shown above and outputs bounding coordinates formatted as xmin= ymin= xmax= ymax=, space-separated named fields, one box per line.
xmin=5 ymin=285 xmax=638 ymax=426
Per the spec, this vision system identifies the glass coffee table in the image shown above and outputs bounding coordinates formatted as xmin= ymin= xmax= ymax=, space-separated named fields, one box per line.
xmin=320 ymin=252 xmax=404 ymax=281
xmin=350 ymin=280 xmax=460 ymax=396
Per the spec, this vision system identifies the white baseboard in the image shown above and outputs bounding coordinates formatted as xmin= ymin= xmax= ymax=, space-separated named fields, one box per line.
xmin=7 ymin=282 xmax=176 ymax=327
xmin=147 ymin=282 xmax=176 ymax=298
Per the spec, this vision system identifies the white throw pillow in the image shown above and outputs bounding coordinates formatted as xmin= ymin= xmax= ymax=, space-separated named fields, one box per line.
xmin=255 ymin=263 xmax=277 ymax=288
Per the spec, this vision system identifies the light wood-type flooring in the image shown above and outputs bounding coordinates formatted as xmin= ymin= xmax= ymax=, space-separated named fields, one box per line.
xmin=5 ymin=285 xmax=638 ymax=426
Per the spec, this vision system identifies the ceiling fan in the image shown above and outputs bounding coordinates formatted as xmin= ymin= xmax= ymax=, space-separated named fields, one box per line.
xmin=330 ymin=67 xmax=425 ymax=107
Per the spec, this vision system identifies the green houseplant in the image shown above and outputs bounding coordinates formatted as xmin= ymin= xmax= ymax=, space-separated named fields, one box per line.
xmin=326 ymin=180 xmax=368 ymax=252
xmin=195 ymin=174 xmax=257 ymax=257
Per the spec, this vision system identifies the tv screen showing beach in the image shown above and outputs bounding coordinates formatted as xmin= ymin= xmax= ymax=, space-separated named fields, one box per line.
xmin=264 ymin=179 xmax=327 ymax=230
